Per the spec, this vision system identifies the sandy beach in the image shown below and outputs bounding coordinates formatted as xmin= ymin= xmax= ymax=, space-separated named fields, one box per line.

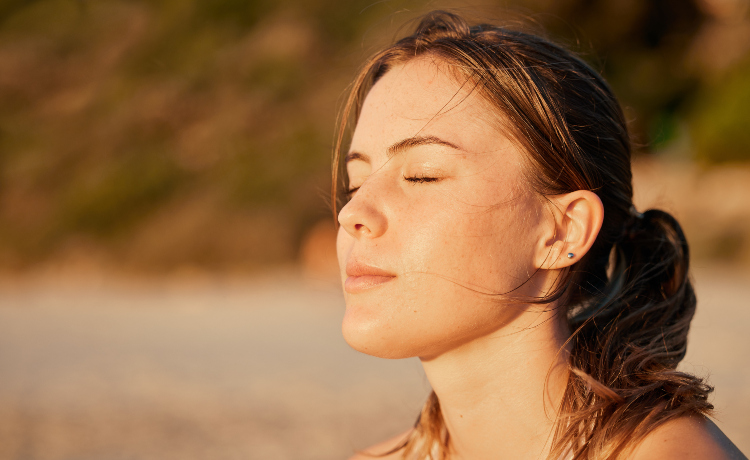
xmin=0 ymin=266 xmax=747 ymax=459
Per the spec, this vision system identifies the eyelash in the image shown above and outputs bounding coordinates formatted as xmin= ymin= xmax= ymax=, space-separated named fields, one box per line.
xmin=403 ymin=175 xmax=440 ymax=184
xmin=346 ymin=175 xmax=439 ymax=197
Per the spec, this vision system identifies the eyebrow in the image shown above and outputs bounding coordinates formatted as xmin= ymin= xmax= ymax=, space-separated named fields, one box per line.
xmin=345 ymin=135 xmax=463 ymax=164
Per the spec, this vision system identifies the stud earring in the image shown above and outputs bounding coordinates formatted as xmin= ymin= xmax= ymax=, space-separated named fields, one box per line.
xmin=567 ymin=253 xmax=575 ymax=259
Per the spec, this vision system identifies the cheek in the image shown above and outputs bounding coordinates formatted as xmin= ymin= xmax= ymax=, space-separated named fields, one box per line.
xmin=341 ymin=195 xmax=543 ymax=360
xmin=401 ymin=192 xmax=540 ymax=294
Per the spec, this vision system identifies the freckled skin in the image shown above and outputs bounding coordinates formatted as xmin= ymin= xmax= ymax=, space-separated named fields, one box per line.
xmin=337 ymin=58 xmax=548 ymax=360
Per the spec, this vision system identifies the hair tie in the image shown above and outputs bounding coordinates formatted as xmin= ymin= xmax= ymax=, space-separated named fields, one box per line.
xmin=629 ymin=205 xmax=644 ymax=220
xmin=623 ymin=205 xmax=645 ymax=240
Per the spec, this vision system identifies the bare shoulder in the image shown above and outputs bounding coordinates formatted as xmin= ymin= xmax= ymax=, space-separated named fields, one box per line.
xmin=629 ymin=415 xmax=747 ymax=460
xmin=348 ymin=429 xmax=412 ymax=460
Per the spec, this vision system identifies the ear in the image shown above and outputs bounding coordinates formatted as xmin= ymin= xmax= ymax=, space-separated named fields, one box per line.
xmin=533 ymin=190 xmax=604 ymax=270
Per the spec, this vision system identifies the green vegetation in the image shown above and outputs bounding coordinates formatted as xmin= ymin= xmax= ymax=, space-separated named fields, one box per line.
xmin=690 ymin=58 xmax=750 ymax=163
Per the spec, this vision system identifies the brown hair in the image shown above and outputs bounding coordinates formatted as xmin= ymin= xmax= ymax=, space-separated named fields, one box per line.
xmin=332 ymin=11 xmax=713 ymax=460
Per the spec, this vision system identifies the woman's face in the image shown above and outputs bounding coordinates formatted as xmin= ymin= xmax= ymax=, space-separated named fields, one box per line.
xmin=337 ymin=58 xmax=550 ymax=360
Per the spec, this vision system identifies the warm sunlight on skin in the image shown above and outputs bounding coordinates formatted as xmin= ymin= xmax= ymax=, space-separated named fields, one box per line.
xmin=338 ymin=61 xmax=543 ymax=358
xmin=336 ymin=57 xmax=601 ymax=361
xmin=337 ymin=58 xmax=548 ymax=361
xmin=337 ymin=57 xmax=605 ymax=459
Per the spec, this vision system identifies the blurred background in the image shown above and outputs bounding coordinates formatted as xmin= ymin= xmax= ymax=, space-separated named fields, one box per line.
xmin=0 ymin=0 xmax=748 ymax=458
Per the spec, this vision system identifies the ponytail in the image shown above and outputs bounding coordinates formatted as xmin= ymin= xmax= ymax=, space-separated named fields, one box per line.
xmin=551 ymin=208 xmax=713 ymax=459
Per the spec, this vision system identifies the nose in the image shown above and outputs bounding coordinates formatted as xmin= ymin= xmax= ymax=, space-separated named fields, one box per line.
xmin=337 ymin=183 xmax=388 ymax=240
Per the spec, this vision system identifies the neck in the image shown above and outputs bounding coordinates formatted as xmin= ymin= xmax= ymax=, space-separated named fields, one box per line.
xmin=420 ymin=304 xmax=571 ymax=460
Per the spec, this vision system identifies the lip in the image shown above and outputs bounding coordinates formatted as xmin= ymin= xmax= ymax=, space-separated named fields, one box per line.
xmin=345 ymin=260 xmax=396 ymax=293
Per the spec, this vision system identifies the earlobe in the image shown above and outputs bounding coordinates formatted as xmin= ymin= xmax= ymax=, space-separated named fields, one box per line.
xmin=534 ymin=190 xmax=604 ymax=270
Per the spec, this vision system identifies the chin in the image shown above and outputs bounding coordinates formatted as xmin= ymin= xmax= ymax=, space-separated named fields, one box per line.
xmin=341 ymin=307 xmax=425 ymax=359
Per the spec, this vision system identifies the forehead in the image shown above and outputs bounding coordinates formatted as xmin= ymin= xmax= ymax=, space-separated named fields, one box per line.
xmin=351 ymin=57 xmax=505 ymax=155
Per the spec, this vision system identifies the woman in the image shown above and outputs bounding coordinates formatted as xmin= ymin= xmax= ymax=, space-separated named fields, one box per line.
xmin=332 ymin=11 xmax=746 ymax=460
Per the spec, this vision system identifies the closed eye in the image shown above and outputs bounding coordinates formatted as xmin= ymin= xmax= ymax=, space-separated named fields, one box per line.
xmin=403 ymin=175 xmax=440 ymax=184
xmin=346 ymin=186 xmax=360 ymax=197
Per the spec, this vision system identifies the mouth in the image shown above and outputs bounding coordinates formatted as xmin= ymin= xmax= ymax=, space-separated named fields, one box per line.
xmin=345 ymin=274 xmax=395 ymax=292
xmin=345 ymin=260 xmax=396 ymax=293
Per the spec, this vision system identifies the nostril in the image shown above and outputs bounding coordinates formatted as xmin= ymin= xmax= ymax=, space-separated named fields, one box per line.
xmin=354 ymin=223 xmax=365 ymax=232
